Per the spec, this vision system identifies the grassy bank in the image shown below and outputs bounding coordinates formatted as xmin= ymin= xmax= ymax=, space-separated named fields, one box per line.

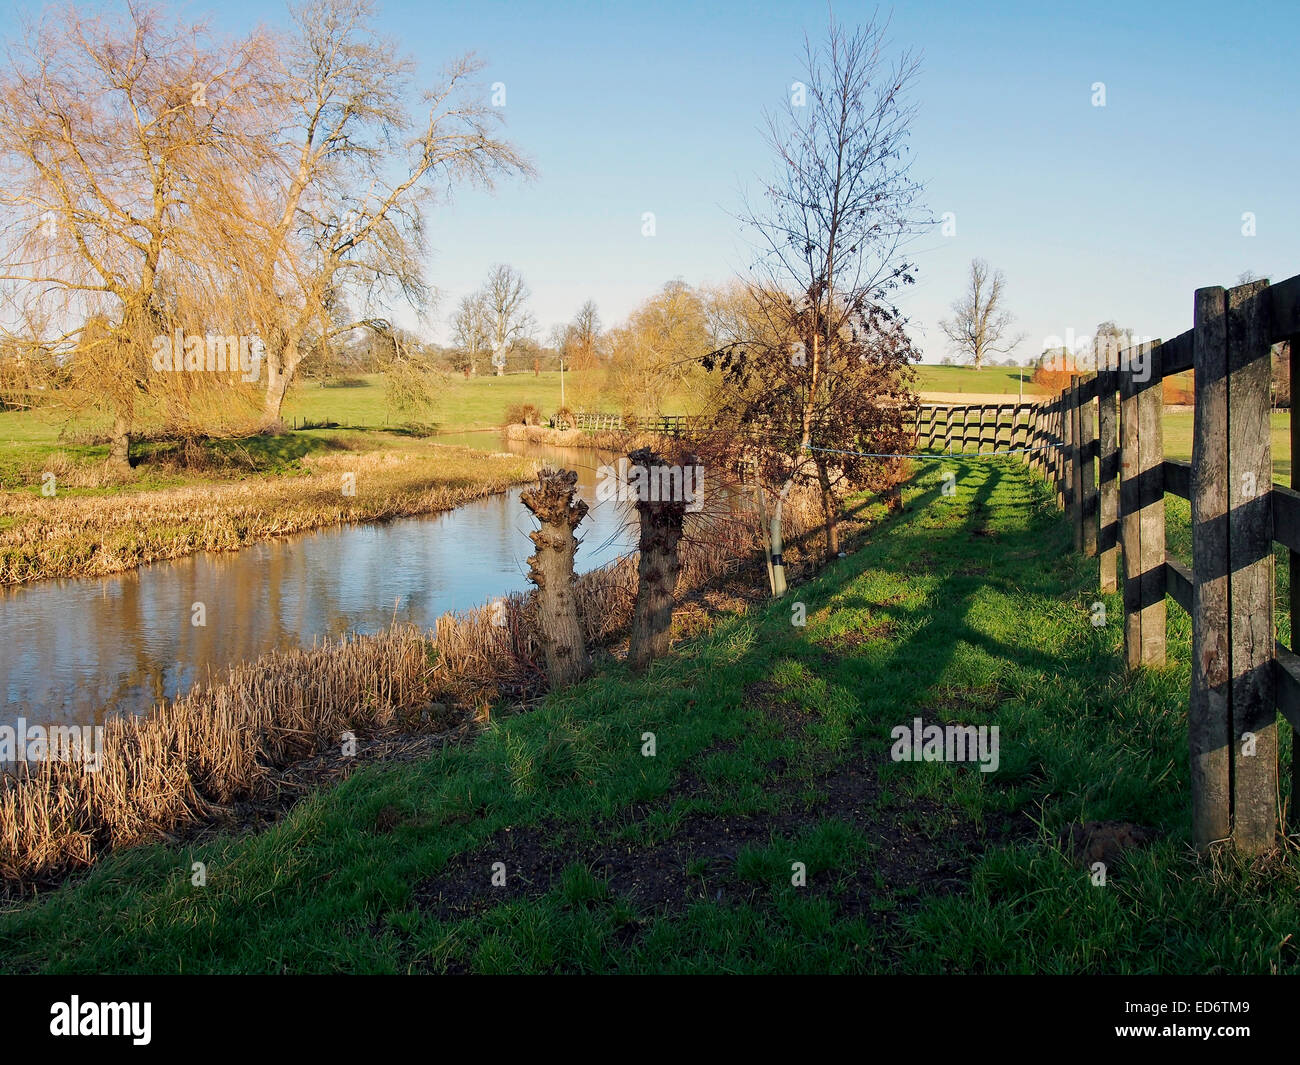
xmin=0 ymin=443 xmax=535 ymax=585
xmin=3 ymin=456 xmax=1296 ymax=973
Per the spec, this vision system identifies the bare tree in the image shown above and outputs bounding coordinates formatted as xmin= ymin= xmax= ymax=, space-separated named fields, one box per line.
xmin=568 ymin=300 xmax=602 ymax=370
xmin=939 ymin=259 xmax=1025 ymax=371
xmin=719 ymin=13 xmax=926 ymax=591
xmin=450 ymin=290 xmax=491 ymax=377
xmin=481 ymin=263 xmax=535 ymax=375
xmin=249 ymin=0 xmax=532 ymax=423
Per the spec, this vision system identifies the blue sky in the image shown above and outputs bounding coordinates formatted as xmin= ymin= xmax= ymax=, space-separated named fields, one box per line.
xmin=12 ymin=0 xmax=1300 ymax=359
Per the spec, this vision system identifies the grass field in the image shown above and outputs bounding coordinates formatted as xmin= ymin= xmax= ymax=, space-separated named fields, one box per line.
xmin=0 ymin=371 xmax=682 ymax=488
xmin=913 ymin=364 xmax=1046 ymax=396
xmin=4 ymin=457 xmax=1296 ymax=973
xmin=1163 ymin=410 xmax=1292 ymax=483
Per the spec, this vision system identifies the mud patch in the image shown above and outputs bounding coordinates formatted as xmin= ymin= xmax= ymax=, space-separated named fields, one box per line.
xmin=411 ymin=754 xmax=1032 ymax=928
xmin=1061 ymin=821 xmax=1156 ymax=868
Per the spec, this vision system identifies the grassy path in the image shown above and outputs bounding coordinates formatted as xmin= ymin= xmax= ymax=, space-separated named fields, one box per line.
xmin=3 ymin=458 xmax=1298 ymax=973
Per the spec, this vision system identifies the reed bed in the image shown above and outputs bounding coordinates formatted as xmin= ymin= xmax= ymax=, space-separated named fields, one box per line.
xmin=502 ymin=424 xmax=659 ymax=451
xmin=0 ymin=484 xmax=827 ymax=886
xmin=0 ymin=447 xmax=536 ymax=585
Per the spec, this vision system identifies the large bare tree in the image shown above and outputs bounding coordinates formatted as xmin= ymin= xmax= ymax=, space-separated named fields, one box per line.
xmin=567 ymin=300 xmax=602 ymax=370
xmin=248 ymin=0 xmax=532 ymax=423
xmin=939 ymin=258 xmax=1025 ymax=371
xmin=449 ymin=290 xmax=491 ymax=377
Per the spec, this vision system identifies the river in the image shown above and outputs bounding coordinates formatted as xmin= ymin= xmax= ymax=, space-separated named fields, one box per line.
xmin=0 ymin=435 xmax=634 ymax=730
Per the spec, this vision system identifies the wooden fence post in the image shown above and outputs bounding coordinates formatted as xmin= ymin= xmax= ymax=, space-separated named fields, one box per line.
xmin=1068 ymin=380 xmax=1083 ymax=549
xmin=1098 ymin=355 xmax=1120 ymax=592
xmin=1035 ymin=404 xmax=1044 ymax=472
xmin=1191 ymin=289 xmax=1232 ymax=847
xmin=1029 ymin=406 xmax=1038 ymax=470
xmin=1120 ymin=339 xmax=1165 ymax=669
xmin=1056 ymin=395 xmax=1066 ymax=505
xmin=1049 ymin=397 xmax=1060 ymax=501
xmin=1227 ymin=279 xmax=1277 ymax=853
xmin=1079 ymin=375 xmax=1098 ymax=558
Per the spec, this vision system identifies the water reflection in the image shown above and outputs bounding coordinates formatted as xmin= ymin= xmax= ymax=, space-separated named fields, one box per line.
xmin=0 ymin=435 xmax=635 ymax=729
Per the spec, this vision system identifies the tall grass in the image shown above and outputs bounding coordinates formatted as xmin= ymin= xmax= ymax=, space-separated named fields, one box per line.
xmin=0 ymin=486 xmax=828 ymax=886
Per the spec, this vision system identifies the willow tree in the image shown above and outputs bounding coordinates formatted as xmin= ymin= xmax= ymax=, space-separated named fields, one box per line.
xmin=248 ymin=0 xmax=532 ymax=425
xmin=0 ymin=5 xmax=276 ymax=467
xmin=718 ymin=14 xmax=926 ymax=590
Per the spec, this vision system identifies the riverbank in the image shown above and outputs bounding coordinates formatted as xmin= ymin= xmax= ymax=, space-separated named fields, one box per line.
xmin=0 ymin=479 xmax=836 ymax=887
xmin=0 ymin=440 xmax=536 ymax=585
xmin=6 ymin=458 xmax=1297 ymax=973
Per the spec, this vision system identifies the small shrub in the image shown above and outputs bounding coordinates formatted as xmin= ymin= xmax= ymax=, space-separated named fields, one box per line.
xmin=504 ymin=403 xmax=541 ymax=426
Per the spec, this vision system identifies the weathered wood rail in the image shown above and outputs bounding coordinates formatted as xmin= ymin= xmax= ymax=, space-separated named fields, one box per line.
xmin=1013 ymin=272 xmax=1300 ymax=854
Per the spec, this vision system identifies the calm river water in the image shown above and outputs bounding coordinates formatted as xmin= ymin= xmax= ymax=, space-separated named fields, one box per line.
xmin=0 ymin=435 xmax=635 ymax=730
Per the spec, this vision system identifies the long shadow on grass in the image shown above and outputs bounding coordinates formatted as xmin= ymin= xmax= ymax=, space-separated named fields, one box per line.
xmin=404 ymin=458 xmax=1084 ymax=964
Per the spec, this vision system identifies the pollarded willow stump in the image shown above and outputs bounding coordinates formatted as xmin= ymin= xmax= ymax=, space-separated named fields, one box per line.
xmin=627 ymin=447 xmax=690 ymax=673
xmin=521 ymin=468 xmax=590 ymax=688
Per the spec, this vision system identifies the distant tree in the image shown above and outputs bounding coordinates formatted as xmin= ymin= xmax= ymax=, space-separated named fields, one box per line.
xmin=450 ymin=291 xmax=491 ymax=377
xmin=609 ymin=280 xmax=711 ymax=418
xmin=567 ymin=300 xmax=602 ymax=370
xmin=939 ymin=259 xmax=1025 ymax=371
xmin=482 ymin=264 xmax=536 ymax=375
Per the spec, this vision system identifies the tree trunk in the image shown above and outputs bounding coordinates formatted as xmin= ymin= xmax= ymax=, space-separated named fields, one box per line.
xmin=263 ymin=372 xmax=291 ymax=427
xmin=628 ymin=447 xmax=687 ymax=672
xmin=770 ymin=491 xmax=788 ymax=596
xmin=520 ymin=468 xmax=589 ymax=687
xmin=815 ymin=459 xmax=839 ymax=556
xmin=108 ymin=413 xmax=131 ymax=471
xmin=262 ymin=332 xmax=302 ymax=427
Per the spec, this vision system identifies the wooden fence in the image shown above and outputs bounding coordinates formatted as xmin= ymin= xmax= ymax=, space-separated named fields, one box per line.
xmin=569 ymin=411 xmax=708 ymax=436
xmin=1007 ymin=272 xmax=1300 ymax=854
xmin=911 ymin=402 xmax=1037 ymax=454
